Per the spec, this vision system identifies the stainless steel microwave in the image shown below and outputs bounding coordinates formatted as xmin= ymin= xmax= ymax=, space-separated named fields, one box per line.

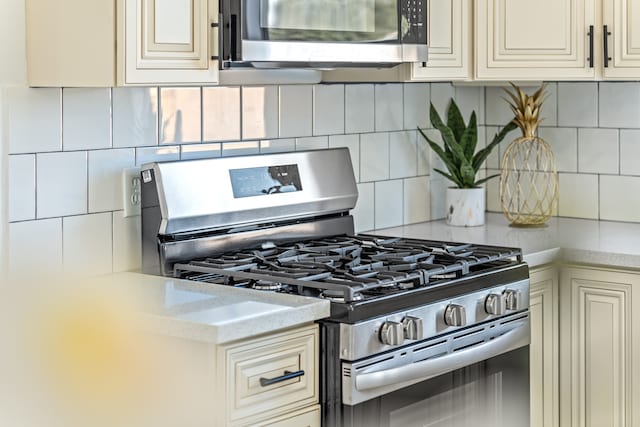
xmin=219 ymin=0 xmax=428 ymax=69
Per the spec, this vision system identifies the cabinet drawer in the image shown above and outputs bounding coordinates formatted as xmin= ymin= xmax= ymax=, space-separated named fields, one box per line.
xmin=222 ymin=325 xmax=318 ymax=425
xmin=256 ymin=405 xmax=320 ymax=427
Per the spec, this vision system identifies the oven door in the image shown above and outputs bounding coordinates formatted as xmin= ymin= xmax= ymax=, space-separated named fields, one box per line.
xmin=330 ymin=314 xmax=530 ymax=427
xmin=222 ymin=0 xmax=428 ymax=66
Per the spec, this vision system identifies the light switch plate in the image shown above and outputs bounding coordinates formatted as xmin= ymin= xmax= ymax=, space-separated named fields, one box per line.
xmin=122 ymin=167 xmax=141 ymax=217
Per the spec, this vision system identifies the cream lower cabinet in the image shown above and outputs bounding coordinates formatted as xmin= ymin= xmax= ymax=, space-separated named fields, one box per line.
xmin=26 ymin=0 xmax=219 ymax=86
xmin=559 ymin=265 xmax=640 ymax=427
xmin=530 ymin=265 xmax=560 ymax=427
xmin=216 ymin=324 xmax=320 ymax=427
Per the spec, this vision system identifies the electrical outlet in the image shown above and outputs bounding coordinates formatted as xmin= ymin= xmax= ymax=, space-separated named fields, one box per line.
xmin=122 ymin=167 xmax=141 ymax=217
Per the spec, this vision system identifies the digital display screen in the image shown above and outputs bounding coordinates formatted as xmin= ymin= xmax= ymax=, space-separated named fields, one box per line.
xmin=229 ymin=164 xmax=303 ymax=198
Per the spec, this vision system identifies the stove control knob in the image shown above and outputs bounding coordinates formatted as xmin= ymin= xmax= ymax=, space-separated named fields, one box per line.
xmin=504 ymin=289 xmax=521 ymax=311
xmin=485 ymin=293 xmax=506 ymax=316
xmin=380 ymin=321 xmax=405 ymax=346
xmin=402 ymin=316 xmax=424 ymax=340
xmin=444 ymin=304 xmax=466 ymax=327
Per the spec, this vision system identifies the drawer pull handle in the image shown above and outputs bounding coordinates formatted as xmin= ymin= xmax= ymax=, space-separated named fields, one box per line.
xmin=259 ymin=370 xmax=305 ymax=387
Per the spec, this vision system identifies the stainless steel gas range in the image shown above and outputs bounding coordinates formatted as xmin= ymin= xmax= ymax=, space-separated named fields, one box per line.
xmin=141 ymin=148 xmax=530 ymax=427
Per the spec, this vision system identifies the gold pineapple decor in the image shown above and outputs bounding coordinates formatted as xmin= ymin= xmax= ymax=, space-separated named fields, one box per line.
xmin=499 ymin=83 xmax=558 ymax=226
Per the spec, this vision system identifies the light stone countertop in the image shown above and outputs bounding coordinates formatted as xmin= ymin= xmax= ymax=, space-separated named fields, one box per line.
xmin=376 ymin=213 xmax=640 ymax=270
xmin=102 ymin=272 xmax=330 ymax=344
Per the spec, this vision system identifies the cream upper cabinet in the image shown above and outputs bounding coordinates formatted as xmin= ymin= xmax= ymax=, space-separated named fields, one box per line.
xmin=475 ymin=0 xmax=597 ymax=80
xmin=529 ymin=266 xmax=559 ymax=427
xmin=559 ymin=266 xmax=640 ymax=427
xmin=602 ymin=0 xmax=640 ymax=78
xmin=26 ymin=0 xmax=219 ymax=86
xmin=410 ymin=0 xmax=472 ymax=81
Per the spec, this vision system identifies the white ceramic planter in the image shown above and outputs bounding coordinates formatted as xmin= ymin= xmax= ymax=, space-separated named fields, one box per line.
xmin=446 ymin=187 xmax=485 ymax=227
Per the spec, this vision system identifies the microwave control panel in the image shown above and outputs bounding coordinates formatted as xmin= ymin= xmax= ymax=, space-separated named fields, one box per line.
xmin=400 ymin=0 xmax=427 ymax=44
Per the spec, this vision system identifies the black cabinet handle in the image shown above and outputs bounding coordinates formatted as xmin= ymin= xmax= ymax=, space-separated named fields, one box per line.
xmin=260 ymin=370 xmax=305 ymax=387
xmin=604 ymin=25 xmax=612 ymax=68
xmin=587 ymin=25 xmax=594 ymax=68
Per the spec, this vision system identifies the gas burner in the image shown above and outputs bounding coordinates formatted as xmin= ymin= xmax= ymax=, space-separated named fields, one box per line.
xmin=321 ymin=289 xmax=364 ymax=303
xmin=251 ymin=281 xmax=286 ymax=291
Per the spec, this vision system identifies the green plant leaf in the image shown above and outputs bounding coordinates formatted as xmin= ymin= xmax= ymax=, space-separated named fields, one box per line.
xmin=418 ymin=127 xmax=464 ymax=184
xmin=472 ymin=121 xmax=518 ymax=171
xmin=433 ymin=168 xmax=464 ymax=188
xmin=446 ymin=100 xmax=466 ymax=142
xmin=473 ymin=173 xmax=500 ymax=187
xmin=460 ymin=163 xmax=476 ymax=188
xmin=461 ymin=111 xmax=477 ymax=161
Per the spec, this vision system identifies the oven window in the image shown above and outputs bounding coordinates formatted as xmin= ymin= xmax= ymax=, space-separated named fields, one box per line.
xmin=338 ymin=347 xmax=529 ymax=427
xmin=246 ymin=0 xmax=399 ymax=42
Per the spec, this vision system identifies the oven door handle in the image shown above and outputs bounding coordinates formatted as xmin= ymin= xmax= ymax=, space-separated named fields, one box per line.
xmin=355 ymin=322 xmax=528 ymax=392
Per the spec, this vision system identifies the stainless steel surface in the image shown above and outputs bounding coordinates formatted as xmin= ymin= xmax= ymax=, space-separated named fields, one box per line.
xmin=156 ymin=215 xmax=354 ymax=275
xmin=338 ymin=279 xmax=530 ymax=361
xmin=379 ymin=321 xmax=404 ymax=346
xmin=444 ymin=304 xmax=466 ymax=327
xmin=342 ymin=313 xmax=530 ymax=405
xmin=142 ymin=148 xmax=357 ymax=235
xmin=485 ymin=293 xmax=506 ymax=316
xmin=504 ymin=289 xmax=521 ymax=310
xmin=402 ymin=316 xmax=423 ymax=341
xmin=241 ymin=40 xmax=428 ymax=67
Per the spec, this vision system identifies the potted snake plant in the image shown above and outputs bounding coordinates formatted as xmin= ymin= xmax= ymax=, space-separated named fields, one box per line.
xmin=418 ymin=99 xmax=517 ymax=226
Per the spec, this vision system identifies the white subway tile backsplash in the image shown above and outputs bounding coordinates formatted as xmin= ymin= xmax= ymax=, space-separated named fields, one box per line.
xmin=430 ymin=83 xmax=455 ymax=118
xmin=345 ymin=84 xmax=374 ymax=133
xmin=360 ymin=133 xmax=389 ymax=182
xmin=160 ymin=87 xmax=201 ymax=144
xmin=112 ymin=87 xmax=158 ymax=148
xmin=221 ymin=141 xmax=260 ymax=157
xmin=430 ymin=178 xmax=448 ymax=220
xmin=557 ymin=83 xmax=598 ymax=127
xmin=63 ymin=88 xmax=111 ymax=151
xmin=485 ymin=169 xmax=502 ymax=212
xmin=375 ymin=180 xmax=403 ymax=229
xmin=375 ymin=84 xmax=403 ymax=132
xmin=599 ymin=83 xmax=640 ymax=128
xmin=540 ymin=83 xmax=558 ymax=127
xmin=242 ymin=86 xmax=278 ymax=140
xmin=485 ymin=127 xmax=501 ymax=169
xmin=313 ymin=84 xmax=345 ymax=136
xmin=390 ymin=131 xmax=417 ymax=179
xmin=620 ymin=130 xmax=640 ymax=176
xmin=9 ymin=218 xmax=63 ymax=276
xmin=180 ymin=143 xmax=221 ymax=160
xmin=296 ymin=136 xmax=329 ymax=151
xmin=558 ymin=173 xmax=599 ymax=219
xmin=203 ymin=86 xmax=241 ymax=142
xmin=37 ymin=151 xmax=87 ymax=218
xmin=63 ymin=212 xmax=113 ymax=276
xmin=279 ymin=85 xmax=313 ymax=138
xmin=353 ymin=182 xmax=375 ymax=232
xmin=600 ymin=175 xmax=640 ymax=222
xmin=260 ymin=139 xmax=295 ymax=153
xmin=113 ymin=211 xmax=141 ymax=272
xmin=403 ymin=176 xmax=430 ymax=224
xmin=8 ymin=154 xmax=35 ymax=222
xmin=539 ymin=127 xmax=578 ymax=172
xmin=135 ymin=145 xmax=180 ymax=166
xmin=403 ymin=83 xmax=430 ymax=130
xmin=578 ymin=128 xmax=619 ymax=174
xmin=88 ymin=148 xmax=135 ymax=213
xmin=7 ymin=87 xmax=61 ymax=154
xmin=329 ymin=134 xmax=360 ymax=181
xmin=455 ymin=85 xmax=484 ymax=125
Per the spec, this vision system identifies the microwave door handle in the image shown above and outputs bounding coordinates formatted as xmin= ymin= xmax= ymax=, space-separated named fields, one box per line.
xmin=355 ymin=322 xmax=529 ymax=392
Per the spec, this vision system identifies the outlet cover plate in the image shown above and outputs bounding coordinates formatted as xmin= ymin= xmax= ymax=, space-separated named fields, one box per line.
xmin=122 ymin=167 xmax=141 ymax=217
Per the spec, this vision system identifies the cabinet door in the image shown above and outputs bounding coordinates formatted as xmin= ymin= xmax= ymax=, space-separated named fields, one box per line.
xmin=118 ymin=0 xmax=219 ymax=85
xmin=529 ymin=266 xmax=559 ymax=427
xmin=603 ymin=0 xmax=640 ymax=78
xmin=559 ymin=266 xmax=640 ymax=427
xmin=410 ymin=0 xmax=471 ymax=81
xmin=475 ymin=0 xmax=597 ymax=80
